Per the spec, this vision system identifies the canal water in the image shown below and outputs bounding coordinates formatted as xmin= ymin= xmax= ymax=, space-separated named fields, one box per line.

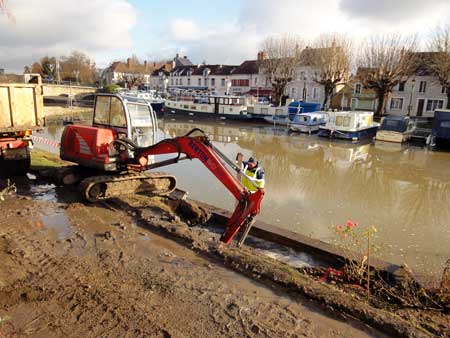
xmin=36 ymin=116 xmax=450 ymax=276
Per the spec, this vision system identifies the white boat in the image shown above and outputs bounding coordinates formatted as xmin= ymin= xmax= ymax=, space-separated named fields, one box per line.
xmin=164 ymin=94 xmax=252 ymax=120
xmin=263 ymin=113 xmax=290 ymax=125
xmin=121 ymin=91 xmax=165 ymax=113
xmin=318 ymin=111 xmax=380 ymax=142
xmin=375 ymin=115 xmax=416 ymax=143
xmin=288 ymin=112 xmax=328 ymax=134
xmin=248 ymin=104 xmax=288 ymax=122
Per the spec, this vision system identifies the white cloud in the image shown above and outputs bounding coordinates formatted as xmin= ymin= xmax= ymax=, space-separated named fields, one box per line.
xmin=339 ymin=0 xmax=449 ymax=22
xmin=0 ymin=0 xmax=136 ymax=72
xmin=161 ymin=0 xmax=450 ymax=64
xmin=168 ymin=19 xmax=203 ymax=41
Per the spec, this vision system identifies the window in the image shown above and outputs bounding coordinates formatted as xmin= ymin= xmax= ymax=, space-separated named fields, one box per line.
xmin=179 ymin=78 xmax=183 ymax=86
xmin=419 ymin=81 xmax=427 ymax=93
xmin=442 ymin=86 xmax=448 ymax=94
xmin=313 ymin=87 xmax=319 ymax=100
xmin=109 ymin=97 xmax=127 ymax=127
xmin=94 ymin=96 xmax=110 ymax=125
xmin=171 ymin=79 xmax=173 ymax=86
xmin=187 ymin=78 xmax=191 ymax=86
xmin=211 ymin=78 xmax=215 ymax=87
xmin=426 ymin=99 xmax=444 ymax=112
xmin=221 ymin=78 xmax=225 ymax=87
xmin=231 ymin=79 xmax=250 ymax=87
xmin=175 ymin=79 xmax=178 ymax=85
xmin=390 ymin=98 xmax=404 ymax=110
xmin=254 ymin=77 xmax=258 ymax=86
xmin=398 ymin=82 xmax=405 ymax=92
xmin=354 ymin=83 xmax=362 ymax=94
xmin=343 ymin=116 xmax=351 ymax=127
xmin=94 ymin=96 xmax=126 ymax=128
xmin=204 ymin=78 xmax=208 ymax=86
xmin=198 ymin=78 xmax=201 ymax=86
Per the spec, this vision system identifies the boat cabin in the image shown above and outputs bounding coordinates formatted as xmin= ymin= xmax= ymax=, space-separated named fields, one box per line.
xmin=288 ymin=101 xmax=321 ymax=115
xmin=325 ymin=111 xmax=375 ymax=131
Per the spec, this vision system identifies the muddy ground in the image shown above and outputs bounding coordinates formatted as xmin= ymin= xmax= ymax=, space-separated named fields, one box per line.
xmin=0 ymin=184 xmax=386 ymax=338
xmin=0 ymin=148 xmax=448 ymax=338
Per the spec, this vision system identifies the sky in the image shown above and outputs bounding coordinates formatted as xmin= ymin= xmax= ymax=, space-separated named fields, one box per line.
xmin=1 ymin=0 xmax=450 ymax=73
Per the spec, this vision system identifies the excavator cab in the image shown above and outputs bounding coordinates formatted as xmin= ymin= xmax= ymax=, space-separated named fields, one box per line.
xmin=60 ymin=94 xmax=157 ymax=171
xmin=92 ymin=94 xmax=157 ymax=148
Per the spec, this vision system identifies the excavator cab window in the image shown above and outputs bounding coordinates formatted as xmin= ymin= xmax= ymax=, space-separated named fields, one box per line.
xmin=127 ymin=102 xmax=156 ymax=147
xmin=93 ymin=95 xmax=127 ymax=129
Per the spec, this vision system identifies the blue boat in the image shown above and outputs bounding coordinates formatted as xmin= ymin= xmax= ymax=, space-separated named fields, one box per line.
xmin=318 ymin=111 xmax=380 ymax=142
xmin=288 ymin=101 xmax=322 ymax=114
xmin=288 ymin=112 xmax=327 ymax=134
xmin=427 ymin=109 xmax=450 ymax=148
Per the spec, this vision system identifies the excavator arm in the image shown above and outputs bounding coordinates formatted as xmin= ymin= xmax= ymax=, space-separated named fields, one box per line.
xmin=118 ymin=129 xmax=264 ymax=245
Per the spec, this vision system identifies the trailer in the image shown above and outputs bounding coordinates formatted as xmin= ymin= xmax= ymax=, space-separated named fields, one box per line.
xmin=0 ymin=79 xmax=44 ymax=176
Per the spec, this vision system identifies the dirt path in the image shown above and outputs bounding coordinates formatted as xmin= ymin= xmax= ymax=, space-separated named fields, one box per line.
xmin=0 ymin=191 xmax=385 ymax=338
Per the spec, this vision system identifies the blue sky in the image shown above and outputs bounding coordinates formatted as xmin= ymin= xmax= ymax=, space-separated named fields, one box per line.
xmin=1 ymin=0 xmax=450 ymax=72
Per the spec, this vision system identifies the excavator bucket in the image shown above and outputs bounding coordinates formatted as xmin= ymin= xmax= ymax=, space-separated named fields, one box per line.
xmin=220 ymin=189 xmax=264 ymax=245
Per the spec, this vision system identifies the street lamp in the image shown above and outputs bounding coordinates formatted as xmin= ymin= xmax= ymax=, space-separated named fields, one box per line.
xmin=408 ymin=78 xmax=416 ymax=116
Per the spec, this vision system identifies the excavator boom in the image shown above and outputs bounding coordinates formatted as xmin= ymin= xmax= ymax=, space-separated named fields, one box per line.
xmin=125 ymin=129 xmax=265 ymax=245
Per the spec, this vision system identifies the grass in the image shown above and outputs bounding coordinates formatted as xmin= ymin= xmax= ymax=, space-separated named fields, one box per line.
xmin=30 ymin=149 xmax=67 ymax=171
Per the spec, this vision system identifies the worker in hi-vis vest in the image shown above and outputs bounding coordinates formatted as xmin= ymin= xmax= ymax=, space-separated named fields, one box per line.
xmin=236 ymin=154 xmax=265 ymax=192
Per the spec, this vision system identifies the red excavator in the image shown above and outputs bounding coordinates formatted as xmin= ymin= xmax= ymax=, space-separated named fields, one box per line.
xmin=59 ymin=94 xmax=264 ymax=245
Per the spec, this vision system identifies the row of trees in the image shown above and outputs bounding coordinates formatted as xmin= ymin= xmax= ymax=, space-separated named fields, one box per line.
xmin=260 ymin=23 xmax=450 ymax=115
xmin=25 ymin=51 xmax=98 ymax=84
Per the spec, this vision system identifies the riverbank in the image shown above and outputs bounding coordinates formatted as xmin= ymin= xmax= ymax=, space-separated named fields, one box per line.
xmin=0 ymin=149 xmax=448 ymax=337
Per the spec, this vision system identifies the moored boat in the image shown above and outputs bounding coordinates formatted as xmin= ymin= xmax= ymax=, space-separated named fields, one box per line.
xmin=427 ymin=109 xmax=450 ymax=148
xmin=261 ymin=101 xmax=321 ymax=125
xmin=375 ymin=115 xmax=416 ymax=143
xmin=288 ymin=112 xmax=327 ymax=134
xmin=318 ymin=111 xmax=380 ymax=142
xmin=164 ymin=94 xmax=252 ymax=120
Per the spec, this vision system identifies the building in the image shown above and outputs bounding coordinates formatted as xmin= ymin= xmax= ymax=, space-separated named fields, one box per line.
xmin=340 ymin=53 xmax=449 ymax=116
xmin=285 ymin=47 xmax=348 ymax=108
xmin=385 ymin=52 xmax=449 ymax=117
xmin=150 ymin=52 xmax=272 ymax=96
xmin=103 ymin=56 xmax=177 ymax=87
xmin=332 ymin=68 xmax=378 ymax=111
xmin=229 ymin=54 xmax=272 ymax=97
xmin=167 ymin=64 xmax=238 ymax=95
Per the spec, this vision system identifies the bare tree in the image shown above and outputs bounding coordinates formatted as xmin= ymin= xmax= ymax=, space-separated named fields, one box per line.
xmin=60 ymin=51 xmax=97 ymax=84
xmin=429 ymin=23 xmax=450 ymax=109
xmin=357 ymin=34 xmax=417 ymax=116
xmin=309 ymin=34 xmax=352 ymax=109
xmin=260 ymin=34 xmax=303 ymax=105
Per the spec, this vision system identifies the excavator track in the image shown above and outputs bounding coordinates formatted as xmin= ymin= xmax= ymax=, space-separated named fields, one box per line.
xmin=79 ymin=172 xmax=177 ymax=202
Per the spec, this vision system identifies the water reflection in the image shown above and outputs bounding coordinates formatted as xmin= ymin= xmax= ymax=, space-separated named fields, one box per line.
xmin=159 ymin=118 xmax=450 ymax=275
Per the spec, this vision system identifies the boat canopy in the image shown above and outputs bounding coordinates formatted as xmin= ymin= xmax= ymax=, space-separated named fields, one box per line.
xmin=380 ymin=115 xmax=409 ymax=133
xmin=432 ymin=110 xmax=450 ymax=139
xmin=288 ymin=101 xmax=321 ymax=114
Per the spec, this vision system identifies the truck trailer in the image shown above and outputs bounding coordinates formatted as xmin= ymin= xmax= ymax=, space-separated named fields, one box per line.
xmin=0 ymin=79 xmax=44 ymax=177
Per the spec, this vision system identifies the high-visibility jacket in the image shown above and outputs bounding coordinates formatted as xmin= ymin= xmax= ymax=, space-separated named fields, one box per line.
xmin=241 ymin=164 xmax=265 ymax=192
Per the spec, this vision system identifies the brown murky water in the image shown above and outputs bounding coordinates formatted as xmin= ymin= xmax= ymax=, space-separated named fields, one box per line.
xmin=36 ymin=117 xmax=450 ymax=276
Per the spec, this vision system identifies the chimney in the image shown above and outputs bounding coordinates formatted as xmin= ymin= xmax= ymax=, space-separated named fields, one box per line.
xmin=176 ymin=53 xmax=179 ymax=59
xmin=127 ymin=58 xmax=131 ymax=68
xmin=257 ymin=51 xmax=266 ymax=61
xmin=184 ymin=56 xmax=187 ymax=59
xmin=144 ymin=60 xmax=147 ymax=70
